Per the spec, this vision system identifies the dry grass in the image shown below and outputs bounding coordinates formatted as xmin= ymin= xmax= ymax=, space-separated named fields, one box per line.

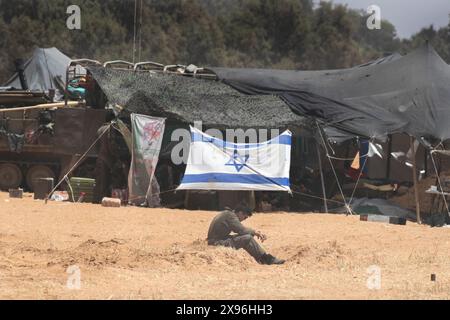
xmin=1 ymin=191 xmax=450 ymax=299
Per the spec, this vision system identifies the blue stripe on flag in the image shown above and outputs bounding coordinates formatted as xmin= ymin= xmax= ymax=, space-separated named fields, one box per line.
xmin=191 ymin=132 xmax=291 ymax=149
xmin=181 ymin=173 xmax=290 ymax=186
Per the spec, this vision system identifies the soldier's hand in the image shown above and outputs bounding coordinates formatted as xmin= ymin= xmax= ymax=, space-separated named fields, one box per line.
xmin=255 ymin=231 xmax=267 ymax=242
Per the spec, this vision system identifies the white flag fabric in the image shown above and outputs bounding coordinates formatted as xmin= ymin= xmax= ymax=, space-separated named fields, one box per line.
xmin=177 ymin=127 xmax=291 ymax=192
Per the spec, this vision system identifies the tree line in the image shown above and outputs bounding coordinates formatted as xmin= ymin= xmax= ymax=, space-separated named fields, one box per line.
xmin=0 ymin=0 xmax=449 ymax=83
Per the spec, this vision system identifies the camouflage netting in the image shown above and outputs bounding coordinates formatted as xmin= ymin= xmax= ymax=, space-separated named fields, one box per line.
xmin=88 ymin=67 xmax=307 ymax=130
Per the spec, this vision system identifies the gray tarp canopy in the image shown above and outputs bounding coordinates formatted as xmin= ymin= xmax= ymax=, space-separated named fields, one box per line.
xmin=89 ymin=66 xmax=308 ymax=130
xmin=209 ymin=44 xmax=450 ymax=145
xmin=4 ymin=47 xmax=85 ymax=99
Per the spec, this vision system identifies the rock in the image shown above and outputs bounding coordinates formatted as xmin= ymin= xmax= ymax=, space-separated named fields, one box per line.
xmin=101 ymin=197 xmax=121 ymax=207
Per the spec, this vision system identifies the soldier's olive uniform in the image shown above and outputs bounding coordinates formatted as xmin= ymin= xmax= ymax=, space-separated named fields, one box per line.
xmin=207 ymin=210 xmax=266 ymax=262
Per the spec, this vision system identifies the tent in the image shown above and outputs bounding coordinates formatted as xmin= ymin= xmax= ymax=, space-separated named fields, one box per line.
xmin=88 ymin=66 xmax=308 ymax=130
xmin=209 ymin=44 xmax=450 ymax=146
xmin=4 ymin=47 xmax=84 ymax=99
xmin=88 ymin=66 xmax=314 ymax=210
xmin=85 ymin=47 xmax=450 ymax=218
xmin=208 ymin=44 xmax=450 ymax=219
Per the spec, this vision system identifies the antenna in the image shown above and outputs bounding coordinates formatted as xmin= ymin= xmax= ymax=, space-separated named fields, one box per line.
xmin=132 ymin=0 xmax=138 ymax=63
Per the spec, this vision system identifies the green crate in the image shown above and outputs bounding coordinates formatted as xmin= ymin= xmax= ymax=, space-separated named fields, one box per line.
xmin=68 ymin=177 xmax=96 ymax=203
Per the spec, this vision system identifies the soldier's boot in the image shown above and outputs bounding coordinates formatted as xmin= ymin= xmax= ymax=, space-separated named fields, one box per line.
xmin=260 ymin=253 xmax=285 ymax=265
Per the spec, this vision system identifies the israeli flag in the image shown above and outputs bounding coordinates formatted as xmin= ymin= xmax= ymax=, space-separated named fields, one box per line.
xmin=177 ymin=127 xmax=292 ymax=192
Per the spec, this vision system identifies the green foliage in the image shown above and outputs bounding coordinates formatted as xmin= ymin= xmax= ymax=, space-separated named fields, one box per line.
xmin=0 ymin=0 xmax=449 ymax=83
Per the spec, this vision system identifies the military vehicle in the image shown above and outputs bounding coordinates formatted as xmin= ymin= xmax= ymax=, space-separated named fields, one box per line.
xmin=0 ymin=57 xmax=107 ymax=191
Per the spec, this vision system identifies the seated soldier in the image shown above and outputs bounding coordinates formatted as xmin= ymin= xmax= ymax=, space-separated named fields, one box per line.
xmin=207 ymin=203 xmax=285 ymax=265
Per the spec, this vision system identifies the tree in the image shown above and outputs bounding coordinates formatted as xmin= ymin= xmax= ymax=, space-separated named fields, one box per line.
xmin=2 ymin=0 xmax=445 ymax=84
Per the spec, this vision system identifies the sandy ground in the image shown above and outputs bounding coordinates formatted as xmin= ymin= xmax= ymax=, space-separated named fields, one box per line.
xmin=1 ymin=191 xmax=450 ymax=300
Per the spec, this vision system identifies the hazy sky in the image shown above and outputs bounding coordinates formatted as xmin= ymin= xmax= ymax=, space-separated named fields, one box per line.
xmin=319 ymin=0 xmax=450 ymax=38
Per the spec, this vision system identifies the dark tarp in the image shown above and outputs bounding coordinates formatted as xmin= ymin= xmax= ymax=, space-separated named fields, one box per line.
xmin=210 ymin=44 xmax=450 ymax=144
xmin=330 ymin=197 xmax=417 ymax=221
xmin=88 ymin=67 xmax=308 ymax=130
xmin=4 ymin=47 xmax=85 ymax=100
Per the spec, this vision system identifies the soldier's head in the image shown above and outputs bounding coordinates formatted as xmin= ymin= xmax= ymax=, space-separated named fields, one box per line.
xmin=234 ymin=202 xmax=253 ymax=221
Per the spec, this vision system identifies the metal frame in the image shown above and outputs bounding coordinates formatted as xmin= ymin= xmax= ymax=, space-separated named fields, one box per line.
xmin=63 ymin=58 xmax=220 ymax=107
xmin=134 ymin=61 xmax=164 ymax=72
xmin=163 ymin=64 xmax=186 ymax=73
xmin=103 ymin=60 xmax=134 ymax=69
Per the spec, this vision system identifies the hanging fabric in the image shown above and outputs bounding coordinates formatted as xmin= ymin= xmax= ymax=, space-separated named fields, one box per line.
xmin=128 ymin=114 xmax=165 ymax=207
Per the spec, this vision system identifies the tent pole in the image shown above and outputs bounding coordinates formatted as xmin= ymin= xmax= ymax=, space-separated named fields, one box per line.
xmin=316 ymin=141 xmax=328 ymax=213
xmin=410 ymin=136 xmax=422 ymax=224
xmin=44 ymin=123 xmax=112 ymax=202
xmin=315 ymin=120 xmax=351 ymax=214
xmin=386 ymin=134 xmax=392 ymax=180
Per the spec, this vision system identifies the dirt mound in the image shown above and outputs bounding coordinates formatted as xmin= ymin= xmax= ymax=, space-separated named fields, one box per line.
xmin=52 ymin=239 xmax=130 ymax=267
xmin=49 ymin=238 xmax=255 ymax=270
xmin=283 ymin=240 xmax=354 ymax=269
xmin=6 ymin=236 xmax=356 ymax=272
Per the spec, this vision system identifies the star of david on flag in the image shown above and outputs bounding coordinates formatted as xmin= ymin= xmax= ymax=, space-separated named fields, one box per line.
xmin=225 ymin=150 xmax=249 ymax=172
xmin=177 ymin=126 xmax=292 ymax=192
